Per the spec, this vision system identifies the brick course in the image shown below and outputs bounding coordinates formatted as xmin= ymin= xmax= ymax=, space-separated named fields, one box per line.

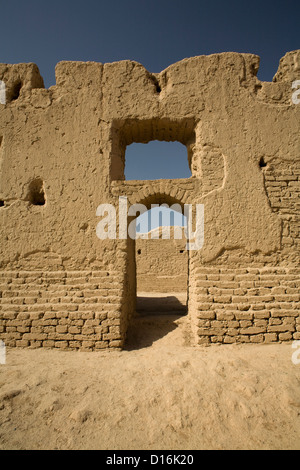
xmin=0 ymin=270 xmax=124 ymax=350
xmin=189 ymin=266 xmax=300 ymax=344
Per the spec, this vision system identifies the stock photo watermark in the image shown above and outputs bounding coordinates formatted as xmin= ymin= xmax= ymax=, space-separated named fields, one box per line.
xmin=292 ymin=80 xmax=300 ymax=105
xmin=0 ymin=341 xmax=6 ymax=365
xmin=0 ymin=80 xmax=6 ymax=105
xmin=292 ymin=341 xmax=300 ymax=366
xmin=96 ymin=197 xmax=204 ymax=250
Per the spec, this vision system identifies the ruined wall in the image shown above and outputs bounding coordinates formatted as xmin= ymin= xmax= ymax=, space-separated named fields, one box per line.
xmin=189 ymin=264 xmax=300 ymax=344
xmin=0 ymin=270 xmax=123 ymax=349
xmin=0 ymin=51 xmax=299 ymax=349
xmin=136 ymin=227 xmax=188 ymax=293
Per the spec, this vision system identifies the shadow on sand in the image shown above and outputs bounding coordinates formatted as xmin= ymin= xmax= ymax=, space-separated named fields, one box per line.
xmin=124 ymin=294 xmax=188 ymax=351
xmin=136 ymin=295 xmax=187 ymax=315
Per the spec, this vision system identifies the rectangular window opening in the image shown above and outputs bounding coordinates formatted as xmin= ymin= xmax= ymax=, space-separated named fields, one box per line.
xmin=110 ymin=118 xmax=195 ymax=181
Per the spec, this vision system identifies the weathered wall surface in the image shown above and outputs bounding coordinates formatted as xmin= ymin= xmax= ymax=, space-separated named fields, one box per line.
xmin=0 ymin=270 xmax=123 ymax=349
xmin=189 ymin=264 xmax=300 ymax=345
xmin=0 ymin=51 xmax=299 ymax=349
xmin=136 ymin=227 xmax=188 ymax=293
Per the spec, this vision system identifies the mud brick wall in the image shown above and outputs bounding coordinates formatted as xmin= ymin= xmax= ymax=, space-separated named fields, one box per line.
xmin=0 ymin=50 xmax=299 ymax=349
xmin=263 ymin=161 xmax=300 ymax=254
xmin=0 ymin=271 xmax=124 ymax=350
xmin=189 ymin=267 xmax=300 ymax=345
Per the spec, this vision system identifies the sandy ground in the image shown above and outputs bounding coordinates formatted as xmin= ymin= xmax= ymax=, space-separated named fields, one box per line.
xmin=0 ymin=293 xmax=300 ymax=450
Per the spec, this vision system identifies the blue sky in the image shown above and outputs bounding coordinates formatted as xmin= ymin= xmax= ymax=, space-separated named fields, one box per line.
xmin=125 ymin=141 xmax=191 ymax=180
xmin=1 ymin=0 xmax=298 ymax=88
xmin=1 ymin=0 xmax=299 ymax=229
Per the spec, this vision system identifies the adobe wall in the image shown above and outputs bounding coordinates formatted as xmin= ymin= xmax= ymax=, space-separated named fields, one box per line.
xmin=0 ymin=50 xmax=299 ymax=349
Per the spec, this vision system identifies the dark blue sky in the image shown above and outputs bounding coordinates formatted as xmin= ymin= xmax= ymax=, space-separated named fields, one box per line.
xmin=2 ymin=0 xmax=299 ymax=86
xmin=1 ymin=0 xmax=299 ymax=182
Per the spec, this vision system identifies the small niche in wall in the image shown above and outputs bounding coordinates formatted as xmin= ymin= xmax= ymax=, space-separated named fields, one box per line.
xmin=26 ymin=178 xmax=46 ymax=206
xmin=9 ymin=80 xmax=23 ymax=102
xmin=0 ymin=200 xmax=4 ymax=207
xmin=259 ymin=156 xmax=267 ymax=169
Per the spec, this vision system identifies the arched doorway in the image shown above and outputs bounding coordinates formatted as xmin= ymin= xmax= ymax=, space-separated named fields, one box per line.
xmin=124 ymin=193 xmax=191 ymax=350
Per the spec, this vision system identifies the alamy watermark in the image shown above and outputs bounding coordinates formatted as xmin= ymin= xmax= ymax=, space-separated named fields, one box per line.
xmin=96 ymin=197 xmax=204 ymax=250
xmin=292 ymin=341 xmax=300 ymax=365
xmin=0 ymin=80 xmax=6 ymax=105
xmin=0 ymin=340 xmax=6 ymax=365
xmin=292 ymin=80 xmax=300 ymax=105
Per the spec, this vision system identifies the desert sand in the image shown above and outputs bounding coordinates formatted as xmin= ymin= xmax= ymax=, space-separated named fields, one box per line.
xmin=0 ymin=293 xmax=300 ymax=450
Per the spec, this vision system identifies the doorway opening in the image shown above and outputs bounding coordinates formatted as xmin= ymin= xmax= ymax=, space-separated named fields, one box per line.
xmin=124 ymin=200 xmax=191 ymax=350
